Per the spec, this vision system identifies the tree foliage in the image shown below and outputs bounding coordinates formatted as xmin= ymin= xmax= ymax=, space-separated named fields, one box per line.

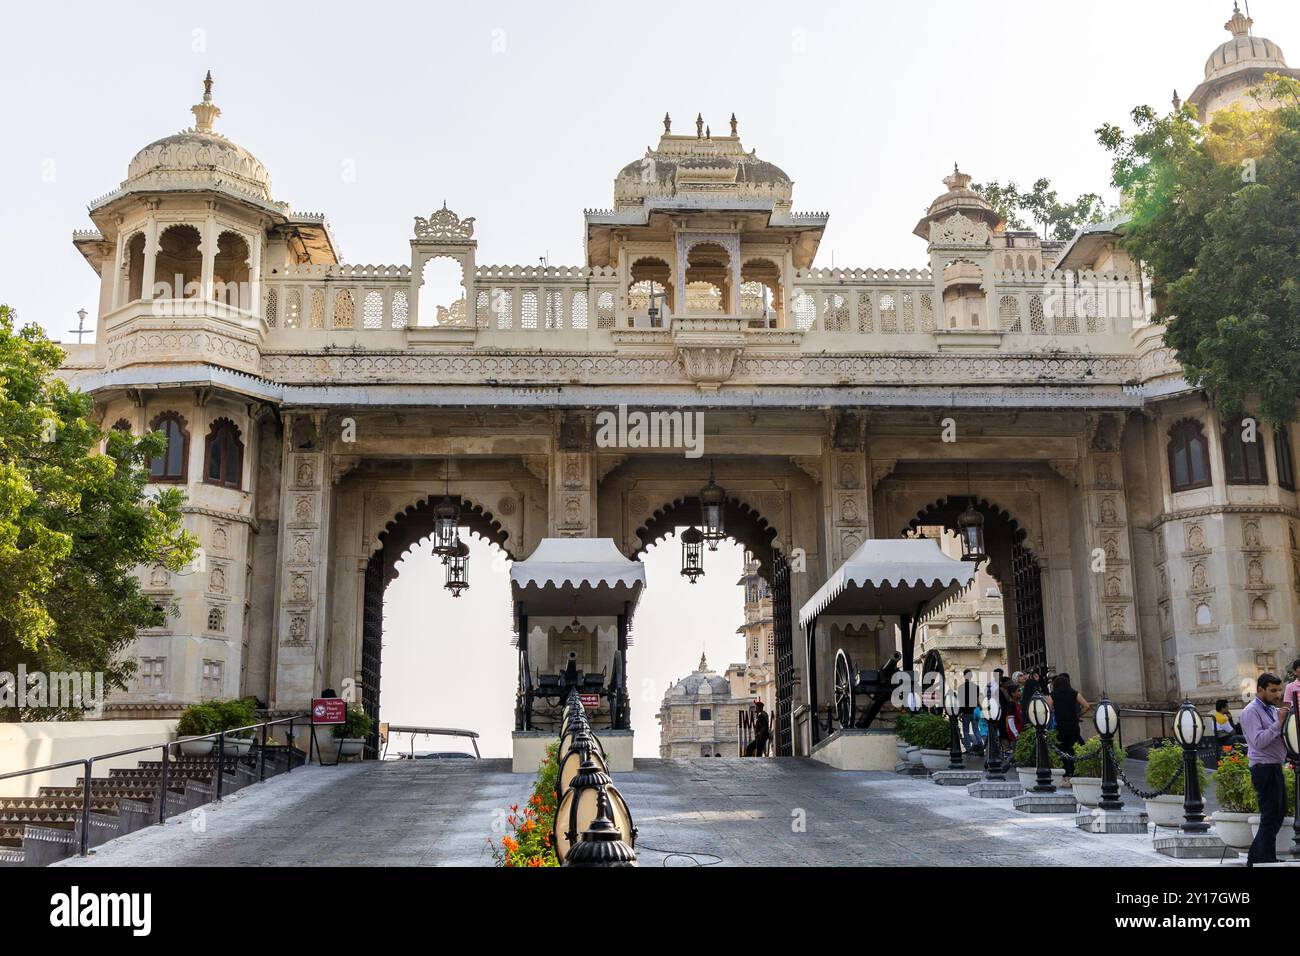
xmin=971 ymin=176 xmax=1111 ymax=241
xmin=0 ymin=305 xmax=197 ymax=719
xmin=1098 ymin=75 xmax=1300 ymax=423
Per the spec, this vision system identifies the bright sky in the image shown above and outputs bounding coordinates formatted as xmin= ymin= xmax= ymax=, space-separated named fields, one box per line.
xmin=3 ymin=0 xmax=1297 ymax=755
xmin=6 ymin=0 xmax=1299 ymax=337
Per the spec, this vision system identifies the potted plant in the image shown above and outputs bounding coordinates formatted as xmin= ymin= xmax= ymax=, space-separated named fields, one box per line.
xmin=332 ymin=706 xmax=374 ymax=758
xmin=217 ymin=698 xmax=259 ymax=755
xmin=910 ymin=714 xmax=955 ymax=771
xmin=1248 ymin=764 xmax=1297 ymax=856
xmin=1211 ymin=748 xmax=1257 ymax=849
xmin=1143 ymin=740 xmax=1206 ymax=827
xmin=897 ymin=713 xmax=926 ymax=765
xmin=894 ymin=713 xmax=914 ymax=760
xmin=1011 ymin=727 xmax=1062 ymax=787
xmin=1070 ymin=736 xmax=1126 ymax=807
xmin=176 ymin=702 xmax=218 ymax=755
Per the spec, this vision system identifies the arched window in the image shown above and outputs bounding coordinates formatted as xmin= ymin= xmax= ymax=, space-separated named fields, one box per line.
xmin=204 ymin=418 xmax=244 ymax=489
xmin=154 ymin=224 xmax=203 ymax=299
xmin=1276 ymin=425 xmax=1296 ymax=492
xmin=148 ymin=412 xmax=189 ymax=482
xmin=124 ymin=233 xmax=146 ymax=302
xmin=1222 ymin=416 xmax=1267 ymax=485
xmin=1167 ymin=419 xmax=1211 ymax=492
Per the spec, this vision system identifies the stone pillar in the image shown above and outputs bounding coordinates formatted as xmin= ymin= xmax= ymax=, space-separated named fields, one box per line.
xmin=551 ymin=411 xmax=595 ymax=538
xmin=140 ymin=211 xmax=159 ymax=301
xmin=270 ymin=411 xmax=330 ymax=710
xmin=201 ymin=205 xmax=217 ymax=302
xmin=822 ymin=411 xmax=870 ymax=571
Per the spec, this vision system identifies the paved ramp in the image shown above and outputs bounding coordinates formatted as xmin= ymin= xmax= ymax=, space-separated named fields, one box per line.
xmin=60 ymin=757 xmax=1205 ymax=867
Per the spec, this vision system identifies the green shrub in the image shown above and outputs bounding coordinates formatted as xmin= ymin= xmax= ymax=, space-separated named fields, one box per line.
xmin=492 ymin=741 xmax=560 ymax=867
xmin=1071 ymin=735 xmax=1126 ymax=778
xmin=332 ymin=705 xmax=375 ymax=740
xmin=215 ymin=698 xmax=258 ymax=737
xmin=1145 ymin=741 xmax=1206 ymax=796
xmin=176 ymin=702 xmax=219 ymax=737
xmin=895 ymin=712 xmax=914 ymax=743
xmin=908 ymin=714 xmax=952 ymax=750
xmin=1011 ymin=727 xmax=1062 ymax=769
xmin=1212 ymin=749 xmax=1256 ymax=813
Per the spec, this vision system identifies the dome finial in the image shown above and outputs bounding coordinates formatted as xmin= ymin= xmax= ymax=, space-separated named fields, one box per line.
xmin=663 ymin=112 xmax=671 ymax=134
xmin=1172 ymin=89 xmax=1182 ymax=110
xmin=698 ymin=650 xmax=708 ymax=672
xmin=191 ymin=70 xmax=221 ymax=133
xmin=1226 ymin=2 xmax=1252 ymax=37
xmin=943 ymin=163 xmax=972 ymax=192
xmin=730 ymin=112 xmax=738 ymax=136
xmin=695 ymin=112 xmax=704 ymax=138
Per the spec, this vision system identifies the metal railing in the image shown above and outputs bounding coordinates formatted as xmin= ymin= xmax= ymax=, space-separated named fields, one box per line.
xmin=0 ymin=713 xmax=307 ymax=858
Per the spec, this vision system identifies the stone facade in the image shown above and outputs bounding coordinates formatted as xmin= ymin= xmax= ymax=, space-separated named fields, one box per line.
xmin=656 ymin=655 xmax=747 ymax=758
xmin=55 ymin=11 xmax=1300 ymax=755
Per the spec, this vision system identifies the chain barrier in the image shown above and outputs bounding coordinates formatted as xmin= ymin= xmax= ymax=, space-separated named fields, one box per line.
xmin=1031 ymin=729 xmax=1186 ymax=801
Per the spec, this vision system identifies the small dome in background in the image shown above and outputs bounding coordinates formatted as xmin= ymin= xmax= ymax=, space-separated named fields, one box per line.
xmin=1204 ymin=3 xmax=1288 ymax=81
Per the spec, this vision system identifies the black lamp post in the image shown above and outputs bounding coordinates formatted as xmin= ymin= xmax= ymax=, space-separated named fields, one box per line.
xmin=564 ymin=783 xmax=638 ymax=867
xmin=1172 ymin=699 xmax=1209 ymax=834
xmin=981 ymin=691 xmax=1004 ymax=780
xmin=1027 ymin=692 xmax=1055 ymax=793
xmin=1093 ymin=696 xmax=1125 ymax=812
xmin=443 ymin=537 xmax=470 ymax=596
xmin=553 ymin=751 xmax=635 ymax=864
xmin=699 ymin=465 xmax=726 ymax=552
xmin=944 ymin=689 xmax=963 ymax=770
xmin=680 ymin=527 xmax=705 ymax=583
xmin=1283 ymin=710 xmax=1300 ymax=858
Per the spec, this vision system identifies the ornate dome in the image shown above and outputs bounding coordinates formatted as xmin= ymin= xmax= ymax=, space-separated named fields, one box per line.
xmin=1203 ymin=4 xmax=1288 ymax=81
xmin=613 ymin=113 xmax=792 ymax=204
xmin=123 ymin=73 xmax=273 ymax=203
xmin=912 ymin=165 xmax=1002 ymax=240
xmin=665 ymin=653 xmax=731 ymax=698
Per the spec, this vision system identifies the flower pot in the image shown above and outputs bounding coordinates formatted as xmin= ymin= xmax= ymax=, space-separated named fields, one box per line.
xmin=1248 ymin=815 xmax=1298 ymax=856
xmin=1144 ymin=793 xmax=1185 ymax=828
xmin=1212 ymin=811 xmax=1257 ymax=850
xmin=906 ymin=747 xmax=924 ymax=766
xmin=179 ymin=738 xmax=213 ymax=756
xmin=220 ymin=737 xmax=242 ymax=756
xmin=896 ymin=741 xmax=910 ymax=760
xmin=1051 ymin=769 xmax=1067 ymax=787
xmin=235 ymin=738 xmax=253 ymax=756
xmin=1071 ymin=777 xmax=1102 ymax=807
xmin=920 ymin=749 xmax=951 ymax=772
xmin=1016 ymin=767 xmax=1036 ymax=788
xmin=337 ymin=738 xmax=365 ymax=758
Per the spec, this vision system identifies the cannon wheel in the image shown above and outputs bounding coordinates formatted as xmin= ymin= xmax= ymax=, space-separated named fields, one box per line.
xmin=519 ymin=650 xmax=534 ymax=729
xmin=833 ymin=648 xmax=856 ymax=730
xmin=607 ymin=651 xmax=625 ymax=729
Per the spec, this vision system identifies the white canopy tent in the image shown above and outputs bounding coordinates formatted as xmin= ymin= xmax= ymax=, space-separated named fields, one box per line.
xmin=509 ymin=538 xmax=646 ymax=731
xmin=797 ymin=538 xmax=977 ymax=737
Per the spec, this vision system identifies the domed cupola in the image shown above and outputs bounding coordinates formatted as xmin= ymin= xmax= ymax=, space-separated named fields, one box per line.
xmin=912 ymin=165 xmax=1003 ymax=242
xmin=120 ymin=73 xmax=274 ymax=204
xmin=1187 ymin=4 xmax=1299 ymax=121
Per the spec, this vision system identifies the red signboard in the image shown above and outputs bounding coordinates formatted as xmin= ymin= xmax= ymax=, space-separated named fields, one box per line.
xmin=312 ymin=698 xmax=347 ymax=725
xmin=579 ymin=694 xmax=601 ymax=709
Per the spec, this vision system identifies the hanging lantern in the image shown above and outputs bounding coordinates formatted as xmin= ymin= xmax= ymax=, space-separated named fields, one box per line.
xmin=698 ymin=466 xmax=727 ymax=552
xmin=443 ymin=537 xmax=470 ymax=597
xmin=680 ymin=527 xmax=705 ymax=583
xmin=432 ymin=495 xmax=461 ymax=556
xmin=957 ymin=499 xmax=986 ymax=567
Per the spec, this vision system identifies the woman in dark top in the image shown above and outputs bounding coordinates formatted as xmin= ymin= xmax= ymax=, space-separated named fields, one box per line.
xmin=1050 ymin=674 xmax=1091 ymax=779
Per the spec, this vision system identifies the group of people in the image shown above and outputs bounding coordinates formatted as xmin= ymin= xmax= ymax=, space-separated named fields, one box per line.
xmin=954 ymin=667 xmax=1092 ymax=778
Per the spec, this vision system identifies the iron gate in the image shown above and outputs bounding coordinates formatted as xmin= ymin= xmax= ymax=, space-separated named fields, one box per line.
xmin=1011 ymin=539 xmax=1047 ymax=674
xmin=361 ymin=552 xmax=384 ymax=758
xmin=772 ymin=549 xmax=795 ymax=756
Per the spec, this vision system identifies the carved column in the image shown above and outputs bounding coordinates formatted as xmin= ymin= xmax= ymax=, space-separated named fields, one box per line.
xmin=822 ymin=411 xmax=870 ymax=571
xmin=551 ymin=411 xmax=596 ymax=538
xmin=270 ymin=410 xmax=330 ymax=709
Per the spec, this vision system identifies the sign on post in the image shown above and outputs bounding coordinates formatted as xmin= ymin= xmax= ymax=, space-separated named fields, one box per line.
xmin=579 ymin=694 xmax=601 ymax=709
xmin=312 ymin=698 xmax=347 ymax=725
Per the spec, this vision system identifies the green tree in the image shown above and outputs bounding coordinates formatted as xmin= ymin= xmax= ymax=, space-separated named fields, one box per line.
xmin=0 ymin=305 xmax=197 ymax=719
xmin=972 ymin=177 xmax=1110 ymax=240
xmin=1098 ymin=75 xmax=1300 ymax=424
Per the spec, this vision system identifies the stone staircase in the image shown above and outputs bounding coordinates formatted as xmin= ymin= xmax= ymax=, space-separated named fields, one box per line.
xmin=0 ymin=747 xmax=306 ymax=867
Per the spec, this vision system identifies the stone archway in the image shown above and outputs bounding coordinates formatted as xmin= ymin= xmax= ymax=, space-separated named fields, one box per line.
xmin=358 ymin=493 xmax=514 ymax=756
xmin=903 ymin=496 xmax=1047 ymax=676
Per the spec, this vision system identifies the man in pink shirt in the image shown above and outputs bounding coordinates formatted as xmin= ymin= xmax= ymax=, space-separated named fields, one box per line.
xmin=1286 ymin=659 xmax=1300 ymax=711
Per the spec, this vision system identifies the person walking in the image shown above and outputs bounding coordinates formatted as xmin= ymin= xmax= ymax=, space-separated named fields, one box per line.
xmin=1050 ymin=674 xmax=1090 ymax=779
xmin=1240 ymin=673 xmax=1290 ymax=866
xmin=744 ymin=700 xmax=770 ymax=757
xmin=959 ymin=669 xmax=981 ymax=753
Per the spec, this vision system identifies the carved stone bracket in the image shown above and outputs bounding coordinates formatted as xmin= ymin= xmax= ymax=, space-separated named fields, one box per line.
xmin=871 ymin=459 xmax=897 ymax=489
xmin=521 ymin=455 xmax=550 ymax=486
xmin=790 ymin=456 xmax=822 ymax=485
xmin=1049 ymin=459 xmax=1079 ymax=485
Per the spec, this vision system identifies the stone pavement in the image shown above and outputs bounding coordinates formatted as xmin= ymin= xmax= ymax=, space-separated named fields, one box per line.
xmin=59 ymin=756 xmax=1228 ymax=867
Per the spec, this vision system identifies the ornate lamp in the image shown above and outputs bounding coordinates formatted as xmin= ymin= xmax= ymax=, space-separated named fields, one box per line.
xmin=1092 ymin=696 xmax=1124 ymax=812
xmin=1172 ymin=699 xmax=1209 ymax=834
xmin=981 ymin=691 xmax=1004 ymax=780
xmin=563 ymin=784 xmax=638 ymax=868
xmin=1027 ymin=693 xmax=1055 ymax=793
xmin=443 ymin=537 xmax=470 ymax=597
xmin=558 ymin=731 xmax=610 ymax=799
xmin=943 ymin=689 xmax=964 ymax=770
xmin=432 ymin=496 xmax=460 ymax=556
xmin=680 ymin=527 xmax=705 ymax=583
xmin=957 ymin=498 xmax=986 ymax=567
xmin=698 ymin=464 xmax=727 ymax=552
xmin=553 ymin=752 xmax=636 ymax=864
